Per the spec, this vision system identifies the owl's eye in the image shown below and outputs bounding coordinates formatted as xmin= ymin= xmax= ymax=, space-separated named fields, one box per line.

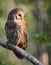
xmin=18 ymin=14 xmax=21 ymax=17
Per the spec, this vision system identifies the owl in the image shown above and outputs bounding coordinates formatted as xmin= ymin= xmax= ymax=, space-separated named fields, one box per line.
xmin=5 ymin=8 xmax=28 ymax=59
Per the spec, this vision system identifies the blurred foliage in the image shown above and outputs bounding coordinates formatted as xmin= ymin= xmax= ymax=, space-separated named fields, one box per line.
xmin=14 ymin=0 xmax=33 ymax=4
xmin=0 ymin=0 xmax=8 ymax=17
xmin=43 ymin=0 xmax=51 ymax=40
xmin=34 ymin=31 xmax=51 ymax=43
xmin=34 ymin=0 xmax=51 ymax=43
xmin=0 ymin=18 xmax=6 ymax=40
xmin=0 ymin=52 xmax=15 ymax=65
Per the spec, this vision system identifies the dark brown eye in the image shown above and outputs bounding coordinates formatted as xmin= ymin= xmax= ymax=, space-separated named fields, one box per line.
xmin=18 ymin=14 xmax=21 ymax=17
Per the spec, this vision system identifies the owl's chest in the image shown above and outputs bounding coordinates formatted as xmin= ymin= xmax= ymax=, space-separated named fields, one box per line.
xmin=15 ymin=20 xmax=25 ymax=30
xmin=15 ymin=20 xmax=25 ymax=34
xmin=15 ymin=20 xmax=23 ymax=27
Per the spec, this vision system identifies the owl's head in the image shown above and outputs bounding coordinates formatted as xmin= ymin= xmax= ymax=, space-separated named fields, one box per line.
xmin=8 ymin=8 xmax=25 ymax=20
xmin=16 ymin=8 xmax=25 ymax=20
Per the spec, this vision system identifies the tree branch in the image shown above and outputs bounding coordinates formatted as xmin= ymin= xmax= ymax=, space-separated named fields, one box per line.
xmin=0 ymin=39 xmax=43 ymax=65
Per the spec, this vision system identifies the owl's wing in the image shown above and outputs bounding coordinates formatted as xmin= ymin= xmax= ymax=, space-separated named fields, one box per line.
xmin=5 ymin=20 xmax=18 ymax=45
xmin=24 ymin=22 xmax=28 ymax=41
xmin=23 ymin=22 xmax=28 ymax=49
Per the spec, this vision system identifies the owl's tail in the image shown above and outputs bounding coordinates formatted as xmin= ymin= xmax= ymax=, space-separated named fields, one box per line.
xmin=13 ymin=44 xmax=26 ymax=59
xmin=13 ymin=50 xmax=24 ymax=59
xmin=7 ymin=41 xmax=24 ymax=59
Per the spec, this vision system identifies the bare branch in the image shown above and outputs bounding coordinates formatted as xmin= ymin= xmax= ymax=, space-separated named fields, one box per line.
xmin=0 ymin=39 xmax=43 ymax=65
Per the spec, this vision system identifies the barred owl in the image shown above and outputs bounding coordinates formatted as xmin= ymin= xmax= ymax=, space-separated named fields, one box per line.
xmin=5 ymin=8 xmax=28 ymax=59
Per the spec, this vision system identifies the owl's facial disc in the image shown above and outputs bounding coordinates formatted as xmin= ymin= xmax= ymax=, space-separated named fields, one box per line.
xmin=16 ymin=11 xmax=24 ymax=20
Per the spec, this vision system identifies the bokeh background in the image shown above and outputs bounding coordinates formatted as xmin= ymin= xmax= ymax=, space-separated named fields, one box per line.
xmin=0 ymin=0 xmax=51 ymax=65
